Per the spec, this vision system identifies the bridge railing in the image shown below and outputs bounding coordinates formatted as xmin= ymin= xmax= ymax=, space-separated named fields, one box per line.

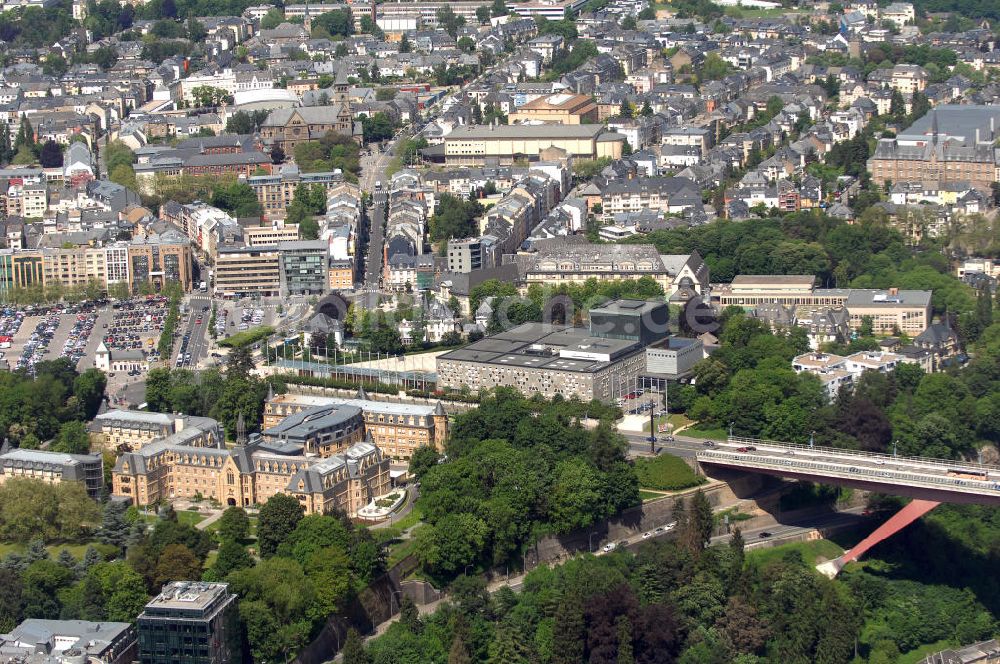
xmin=697 ymin=449 xmax=1000 ymax=494
xmin=725 ymin=435 xmax=1000 ymax=474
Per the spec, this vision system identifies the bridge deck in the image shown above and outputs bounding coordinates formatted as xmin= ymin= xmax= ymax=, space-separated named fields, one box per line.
xmin=696 ymin=436 xmax=1000 ymax=501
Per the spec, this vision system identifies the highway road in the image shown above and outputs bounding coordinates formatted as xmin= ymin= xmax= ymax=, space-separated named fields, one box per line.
xmin=624 ymin=430 xmax=712 ymax=459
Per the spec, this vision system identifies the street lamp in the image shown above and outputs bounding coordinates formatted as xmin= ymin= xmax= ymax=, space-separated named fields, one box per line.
xmin=729 ymin=421 xmax=734 ymax=439
xmin=809 ymin=430 xmax=815 ymax=450
xmin=589 ymin=531 xmax=598 ymax=552
xmin=893 ymin=439 xmax=898 ymax=458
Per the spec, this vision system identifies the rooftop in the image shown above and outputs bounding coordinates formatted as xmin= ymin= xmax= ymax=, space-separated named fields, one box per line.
xmin=445 ymin=124 xmax=606 ymax=140
xmin=142 ymin=581 xmax=231 ymax=614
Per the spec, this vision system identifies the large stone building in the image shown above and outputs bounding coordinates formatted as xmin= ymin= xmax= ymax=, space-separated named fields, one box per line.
xmin=443 ymin=124 xmax=624 ymax=166
xmin=436 ymin=300 xmax=671 ymax=402
xmin=213 ymin=241 xmax=329 ymax=297
xmin=111 ymin=409 xmax=390 ymax=515
xmin=263 ymin=391 xmax=448 ymax=460
xmin=0 ymin=446 xmax=104 ymax=499
xmin=260 ymin=106 xmax=355 ymax=151
xmin=868 ymin=106 xmax=1000 ymax=188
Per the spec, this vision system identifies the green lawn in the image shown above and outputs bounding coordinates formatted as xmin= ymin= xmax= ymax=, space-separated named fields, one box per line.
xmin=0 ymin=541 xmax=116 ymax=560
xmin=640 ymin=490 xmax=666 ymax=501
xmin=386 ymin=524 xmax=425 ymax=568
xmin=389 ymin=503 xmax=422 ymax=532
xmin=747 ymin=539 xmax=844 ymax=567
xmin=642 ymin=413 xmax=693 ymax=433
xmin=896 ymin=640 xmax=957 ymax=664
xmin=177 ymin=510 xmax=208 ymax=527
xmin=634 ymin=453 xmax=707 ymax=491
xmin=683 ymin=424 xmax=729 ymax=440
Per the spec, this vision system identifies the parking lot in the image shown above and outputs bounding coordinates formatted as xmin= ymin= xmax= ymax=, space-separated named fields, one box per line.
xmin=103 ymin=296 xmax=169 ymax=367
xmin=3 ymin=302 xmax=108 ymax=373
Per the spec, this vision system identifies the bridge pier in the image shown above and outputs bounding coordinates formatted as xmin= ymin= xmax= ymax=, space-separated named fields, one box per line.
xmin=816 ymin=498 xmax=940 ymax=578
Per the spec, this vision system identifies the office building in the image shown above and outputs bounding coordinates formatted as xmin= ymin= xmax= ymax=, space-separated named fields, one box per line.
xmin=112 ymin=410 xmax=391 ymax=514
xmin=589 ymin=299 xmax=671 ymax=347
xmin=137 ymin=582 xmax=240 ymax=664
xmin=277 ymin=240 xmax=329 ymax=296
xmin=213 ymin=246 xmax=280 ymax=297
xmin=437 ymin=300 xmax=670 ymax=402
xmin=0 ymin=447 xmax=104 ymax=499
xmin=262 ymin=404 xmax=365 ymax=456
xmin=93 ymin=410 xmax=222 ymax=452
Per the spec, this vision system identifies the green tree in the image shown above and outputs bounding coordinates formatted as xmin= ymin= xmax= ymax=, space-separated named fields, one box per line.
xmin=51 ymin=421 xmax=90 ymax=454
xmin=548 ymin=458 xmax=603 ymax=534
xmin=218 ymin=506 xmax=250 ymax=543
xmin=154 ymin=543 xmax=203 ymax=586
xmin=98 ymin=500 xmax=130 ymax=553
xmin=214 ymin=539 xmax=254 ymax=578
xmin=256 ymin=493 xmax=305 ymax=558
xmin=343 ymin=628 xmax=371 ymax=664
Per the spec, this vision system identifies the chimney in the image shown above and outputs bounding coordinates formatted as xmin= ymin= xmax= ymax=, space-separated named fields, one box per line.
xmin=889 ymin=287 xmax=899 ymax=296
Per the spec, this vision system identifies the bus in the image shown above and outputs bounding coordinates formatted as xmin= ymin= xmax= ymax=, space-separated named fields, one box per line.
xmin=947 ymin=468 xmax=989 ymax=481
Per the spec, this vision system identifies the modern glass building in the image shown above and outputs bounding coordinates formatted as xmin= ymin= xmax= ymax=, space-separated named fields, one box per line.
xmin=137 ymin=582 xmax=241 ymax=664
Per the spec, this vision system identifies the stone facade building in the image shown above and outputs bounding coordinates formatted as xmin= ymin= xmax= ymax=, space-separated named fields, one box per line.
xmin=259 ymin=106 xmax=355 ymax=151
xmin=263 ymin=390 xmax=448 ymax=460
xmin=111 ymin=408 xmax=390 ymax=515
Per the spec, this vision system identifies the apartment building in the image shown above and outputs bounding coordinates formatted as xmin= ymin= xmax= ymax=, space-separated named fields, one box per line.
xmin=0 ymin=447 xmax=104 ymax=499
xmin=792 ymin=350 xmax=911 ymax=399
xmin=19 ymin=183 xmax=47 ymax=218
xmin=599 ymin=177 xmax=703 ymax=217
xmin=328 ymin=258 xmax=355 ymax=290
xmin=263 ymin=392 xmax=448 ymax=460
